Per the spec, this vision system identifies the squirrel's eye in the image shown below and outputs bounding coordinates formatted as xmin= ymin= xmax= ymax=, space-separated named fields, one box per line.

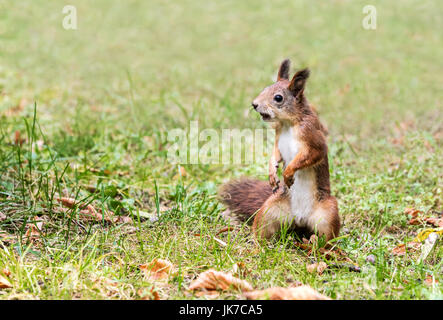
xmin=274 ymin=94 xmax=283 ymax=103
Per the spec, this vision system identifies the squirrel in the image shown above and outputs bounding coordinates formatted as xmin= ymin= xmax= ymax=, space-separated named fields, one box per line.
xmin=219 ymin=59 xmax=340 ymax=242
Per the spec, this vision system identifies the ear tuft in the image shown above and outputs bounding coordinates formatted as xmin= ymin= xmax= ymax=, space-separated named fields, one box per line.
xmin=288 ymin=68 xmax=310 ymax=96
xmin=277 ymin=59 xmax=291 ymax=81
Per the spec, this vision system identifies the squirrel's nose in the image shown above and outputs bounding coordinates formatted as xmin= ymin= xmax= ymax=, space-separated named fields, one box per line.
xmin=251 ymin=102 xmax=258 ymax=109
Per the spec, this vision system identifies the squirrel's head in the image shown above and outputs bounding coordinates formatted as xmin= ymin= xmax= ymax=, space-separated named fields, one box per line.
xmin=252 ymin=59 xmax=310 ymax=123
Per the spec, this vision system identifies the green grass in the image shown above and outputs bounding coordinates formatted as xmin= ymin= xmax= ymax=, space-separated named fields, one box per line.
xmin=0 ymin=0 xmax=442 ymax=299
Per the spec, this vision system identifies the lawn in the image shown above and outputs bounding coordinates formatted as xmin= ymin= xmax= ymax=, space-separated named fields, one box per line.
xmin=0 ymin=0 xmax=442 ymax=300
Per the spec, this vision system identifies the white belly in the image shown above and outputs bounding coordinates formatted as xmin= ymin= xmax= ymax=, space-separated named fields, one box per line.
xmin=278 ymin=127 xmax=316 ymax=224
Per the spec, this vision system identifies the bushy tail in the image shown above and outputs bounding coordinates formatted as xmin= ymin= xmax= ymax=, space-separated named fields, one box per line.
xmin=218 ymin=178 xmax=272 ymax=224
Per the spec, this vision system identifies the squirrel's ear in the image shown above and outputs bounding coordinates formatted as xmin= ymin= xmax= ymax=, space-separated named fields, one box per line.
xmin=288 ymin=68 xmax=310 ymax=97
xmin=277 ymin=59 xmax=291 ymax=81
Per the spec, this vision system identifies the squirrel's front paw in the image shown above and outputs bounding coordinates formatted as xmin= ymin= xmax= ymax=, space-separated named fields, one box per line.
xmin=269 ymin=174 xmax=280 ymax=193
xmin=283 ymin=170 xmax=294 ymax=188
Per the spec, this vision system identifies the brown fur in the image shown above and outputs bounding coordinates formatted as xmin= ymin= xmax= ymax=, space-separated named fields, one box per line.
xmin=220 ymin=59 xmax=340 ymax=243
xmin=252 ymin=189 xmax=290 ymax=239
xmin=218 ymin=178 xmax=272 ymax=224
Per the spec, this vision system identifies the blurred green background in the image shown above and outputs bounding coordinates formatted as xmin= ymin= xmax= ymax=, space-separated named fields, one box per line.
xmin=1 ymin=0 xmax=441 ymax=137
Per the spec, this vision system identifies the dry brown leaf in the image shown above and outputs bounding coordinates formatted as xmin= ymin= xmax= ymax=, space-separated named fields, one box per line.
xmin=404 ymin=207 xmax=421 ymax=218
xmin=0 ymin=211 xmax=6 ymax=221
xmin=189 ymin=269 xmax=253 ymax=293
xmin=408 ymin=218 xmax=422 ymax=225
xmin=56 ymin=197 xmax=81 ymax=209
xmin=0 ymin=275 xmax=12 ymax=289
xmin=405 ymin=208 xmax=443 ymax=227
xmin=391 ymin=242 xmax=421 ymax=256
xmin=231 ymin=262 xmax=250 ymax=278
xmin=2 ymin=269 xmax=11 ymax=277
xmin=216 ymin=226 xmax=234 ymax=235
xmin=293 ymin=241 xmax=310 ymax=250
xmin=113 ymin=215 xmax=133 ymax=224
xmin=24 ymin=225 xmax=40 ymax=242
xmin=424 ymin=275 xmax=439 ymax=286
xmin=425 ymin=217 xmax=443 ymax=228
xmin=140 ymin=259 xmax=175 ymax=281
xmin=244 ymin=286 xmax=331 ymax=300
xmin=306 ymin=261 xmax=328 ymax=275
xmin=138 ymin=288 xmax=160 ymax=300
xmin=24 ymin=216 xmax=45 ymax=243
xmin=56 ymin=197 xmax=114 ymax=223
xmin=392 ymin=244 xmax=406 ymax=256
xmin=408 ymin=217 xmax=443 ymax=227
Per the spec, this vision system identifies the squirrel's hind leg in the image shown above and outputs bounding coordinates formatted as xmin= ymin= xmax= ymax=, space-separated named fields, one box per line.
xmin=306 ymin=196 xmax=340 ymax=242
xmin=252 ymin=192 xmax=291 ymax=240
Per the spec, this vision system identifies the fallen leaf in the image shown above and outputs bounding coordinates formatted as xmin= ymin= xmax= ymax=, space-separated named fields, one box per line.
xmin=138 ymin=288 xmax=160 ymax=300
xmin=24 ymin=216 xmax=45 ymax=243
xmin=306 ymin=261 xmax=328 ymax=275
xmin=189 ymin=269 xmax=253 ymax=293
xmin=2 ymin=269 xmax=11 ymax=277
xmin=244 ymin=286 xmax=331 ymax=300
xmin=424 ymin=275 xmax=439 ymax=286
xmin=56 ymin=197 xmax=114 ymax=223
xmin=14 ymin=130 xmax=26 ymax=146
xmin=0 ymin=212 xmax=6 ymax=221
xmin=404 ymin=208 xmax=421 ymax=218
xmin=391 ymin=242 xmax=421 ymax=256
xmin=391 ymin=244 xmax=406 ymax=256
xmin=408 ymin=218 xmax=422 ymax=225
xmin=231 ymin=262 xmax=250 ymax=278
xmin=293 ymin=241 xmax=310 ymax=250
xmin=113 ymin=215 xmax=133 ymax=224
xmin=0 ymin=275 xmax=12 ymax=289
xmin=405 ymin=209 xmax=443 ymax=227
xmin=216 ymin=226 xmax=234 ymax=235
xmin=425 ymin=217 xmax=443 ymax=228
xmin=140 ymin=259 xmax=175 ymax=281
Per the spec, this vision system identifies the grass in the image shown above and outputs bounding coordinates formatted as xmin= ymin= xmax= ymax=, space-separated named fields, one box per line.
xmin=0 ymin=0 xmax=442 ymax=299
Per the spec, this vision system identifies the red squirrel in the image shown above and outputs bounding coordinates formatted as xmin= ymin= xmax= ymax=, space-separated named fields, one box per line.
xmin=219 ymin=59 xmax=340 ymax=242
